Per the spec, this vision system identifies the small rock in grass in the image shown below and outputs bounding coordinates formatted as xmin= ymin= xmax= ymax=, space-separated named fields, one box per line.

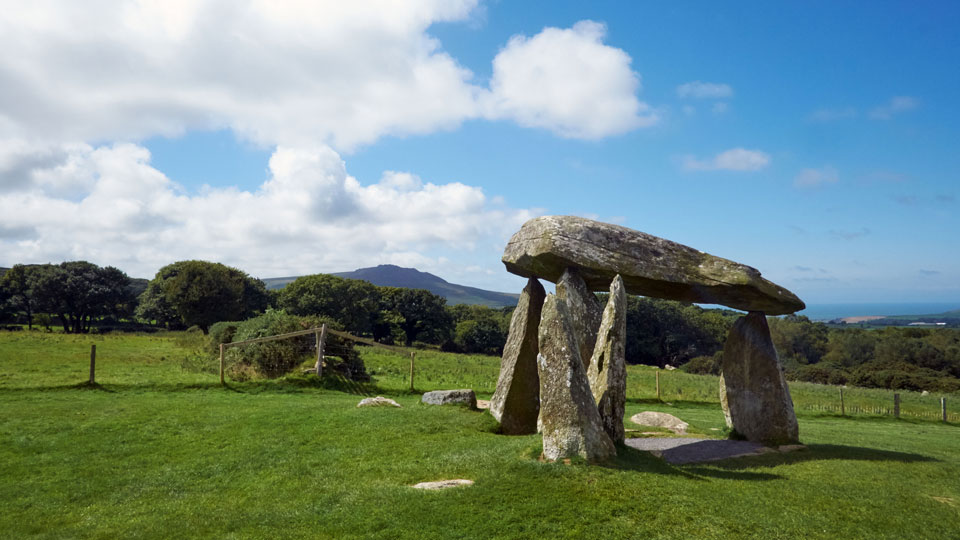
xmin=777 ymin=444 xmax=807 ymax=453
xmin=630 ymin=412 xmax=689 ymax=435
xmin=357 ymin=396 xmax=402 ymax=408
xmin=476 ymin=399 xmax=491 ymax=410
xmin=412 ymin=479 xmax=474 ymax=490
xmin=422 ymin=389 xmax=477 ymax=408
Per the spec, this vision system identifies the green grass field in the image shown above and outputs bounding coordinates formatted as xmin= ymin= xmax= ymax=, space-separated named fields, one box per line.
xmin=1 ymin=331 xmax=959 ymax=539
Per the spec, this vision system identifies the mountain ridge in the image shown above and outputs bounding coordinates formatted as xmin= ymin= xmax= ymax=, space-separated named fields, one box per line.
xmin=263 ymin=264 xmax=519 ymax=308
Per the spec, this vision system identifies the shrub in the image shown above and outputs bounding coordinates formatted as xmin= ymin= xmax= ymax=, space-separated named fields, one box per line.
xmin=681 ymin=352 xmax=722 ymax=375
xmin=226 ymin=310 xmax=368 ymax=381
xmin=208 ymin=321 xmax=241 ymax=355
xmin=228 ymin=310 xmax=313 ymax=377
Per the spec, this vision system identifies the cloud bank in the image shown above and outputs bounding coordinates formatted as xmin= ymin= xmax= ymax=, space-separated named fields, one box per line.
xmin=0 ymin=2 xmax=652 ymax=149
xmin=0 ymin=2 xmax=659 ymax=283
xmin=0 ymin=141 xmax=535 ymax=282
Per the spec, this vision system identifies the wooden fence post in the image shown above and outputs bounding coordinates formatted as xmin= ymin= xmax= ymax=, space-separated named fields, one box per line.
xmin=656 ymin=370 xmax=661 ymax=401
xmin=894 ymin=393 xmax=900 ymax=418
xmin=315 ymin=323 xmax=327 ymax=377
xmin=409 ymin=352 xmax=416 ymax=392
xmin=839 ymin=387 xmax=845 ymax=416
xmin=219 ymin=343 xmax=225 ymax=386
xmin=89 ymin=344 xmax=96 ymax=385
xmin=943 ymin=397 xmax=948 ymax=423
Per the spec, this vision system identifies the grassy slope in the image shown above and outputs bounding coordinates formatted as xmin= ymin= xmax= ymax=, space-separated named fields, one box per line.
xmin=1 ymin=332 xmax=959 ymax=539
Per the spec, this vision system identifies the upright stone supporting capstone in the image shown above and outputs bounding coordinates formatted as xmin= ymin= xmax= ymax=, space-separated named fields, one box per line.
xmin=720 ymin=311 xmax=800 ymax=446
xmin=490 ymin=277 xmax=545 ymax=434
xmin=537 ymin=294 xmax=616 ymax=462
xmin=587 ymin=275 xmax=627 ymax=444
xmin=556 ymin=267 xmax=603 ymax=370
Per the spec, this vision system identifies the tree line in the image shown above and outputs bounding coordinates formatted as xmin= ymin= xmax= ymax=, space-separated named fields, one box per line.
xmin=3 ymin=259 xmax=959 ymax=392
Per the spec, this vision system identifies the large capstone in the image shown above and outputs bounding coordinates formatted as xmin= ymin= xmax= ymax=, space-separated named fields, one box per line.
xmin=502 ymin=215 xmax=805 ymax=315
xmin=490 ymin=277 xmax=545 ymax=434
xmin=720 ymin=311 xmax=800 ymax=446
xmin=556 ymin=267 xmax=602 ymax=370
xmin=587 ymin=275 xmax=627 ymax=444
xmin=537 ymin=294 xmax=616 ymax=462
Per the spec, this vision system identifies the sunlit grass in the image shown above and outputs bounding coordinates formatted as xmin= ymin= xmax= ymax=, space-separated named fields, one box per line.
xmin=1 ymin=330 xmax=958 ymax=539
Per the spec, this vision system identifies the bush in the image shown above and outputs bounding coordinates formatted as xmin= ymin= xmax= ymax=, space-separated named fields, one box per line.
xmin=225 ymin=310 xmax=368 ymax=381
xmin=228 ymin=310 xmax=314 ymax=377
xmin=208 ymin=321 xmax=241 ymax=355
xmin=681 ymin=352 xmax=722 ymax=375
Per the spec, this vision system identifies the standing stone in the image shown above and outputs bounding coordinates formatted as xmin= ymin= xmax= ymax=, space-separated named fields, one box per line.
xmin=720 ymin=311 xmax=799 ymax=446
xmin=490 ymin=277 xmax=545 ymax=434
xmin=587 ymin=275 xmax=627 ymax=444
xmin=556 ymin=267 xmax=603 ymax=370
xmin=537 ymin=294 xmax=616 ymax=462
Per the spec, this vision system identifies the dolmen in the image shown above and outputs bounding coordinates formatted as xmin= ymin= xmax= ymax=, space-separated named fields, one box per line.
xmin=490 ymin=216 xmax=804 ymax=462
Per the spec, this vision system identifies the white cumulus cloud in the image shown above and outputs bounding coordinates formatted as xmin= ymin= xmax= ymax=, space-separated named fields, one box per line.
xmin=484 ymin=20 xmax=657 ymax=138
xmin=0 ymin=141 xmax=536 ymax=285
xmin=0 ymin=3 xmax=653 ymax=149
xmin=682 ymin=148 xmax=771 ymax=172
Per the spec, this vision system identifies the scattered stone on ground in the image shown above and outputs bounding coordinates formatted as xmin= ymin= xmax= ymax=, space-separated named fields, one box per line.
xmin=664 ymin=364 xmax=676 ymax=370
xmin=630 ymin=411 xmax=690 ymax=435
xmin=778 ymin=444 xmax=807 ymax=453
xmin=476 ymin=399 xmax=490 ymax=410
xmin=720 ymin=311 xmax=800 ymax=446
xmin=411 ymin=479 xmax=474 ymax=490
xmin=537 ymin=294 xmax=616 ymax=462
xmin=501 ymin=215 xmax=805 ymax=315
xmin=587 ymin=274 xmax=627 ymax=444
xmin=357 ymin=396 xmax=401 ymax=408
xmin=490 ymin=277 xmax=544 ymax=434
xmin=421 ymin=389 xmax=477 ymax=408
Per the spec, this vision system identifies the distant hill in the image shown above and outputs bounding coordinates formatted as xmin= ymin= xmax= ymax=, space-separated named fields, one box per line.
xmin=263 ymin=265 xmax=519 ymax=308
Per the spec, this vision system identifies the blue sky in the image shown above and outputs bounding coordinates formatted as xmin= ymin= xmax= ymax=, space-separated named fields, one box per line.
xmin=0 ymin=1 xmax=957 ymax=305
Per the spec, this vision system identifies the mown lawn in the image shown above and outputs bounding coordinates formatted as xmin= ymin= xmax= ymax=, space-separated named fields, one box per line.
xmin=1 ymin=331 xmax=958 ymax=539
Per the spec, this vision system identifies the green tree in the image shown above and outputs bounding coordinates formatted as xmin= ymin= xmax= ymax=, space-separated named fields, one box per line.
xmin=822 ymin=328 xmax=877 ymax=368
xmin=448 ymin=304 xmax=509 ymax=355
xmin=1 ymin=264 xmax=44 ymax=329
xmin=138 ymin=260 xmax=269 ymax=333
xmin=768 ymin=314 xmax=828 ymax=365
xmin=278 ymin=274 xmax=379 ymax=334
xmin=624 ymin=297 xmax=735 ymax=367
xmin=135 ymin=278 xmax=182 ymax=329
xmin=377 ymin=287 xmax=452 ymax=346
xmin=28 ymin=262 xmax=134 ymax=333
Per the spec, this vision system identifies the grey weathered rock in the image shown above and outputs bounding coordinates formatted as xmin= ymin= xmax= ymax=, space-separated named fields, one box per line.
xmin=411 ymin=479 xmax=474 ymax=490
xmin=720 ymin=312 xmax=799 ymax=446
xmin=357 ymin=396 xmax=402 ymax=408
xmin=587 ymin=275 xmax=627 ymax=444
xmin=490 ymin=277 xmax=545 ymax=434
xmin=502 ymin=215 xmax=805 ymax=315
xmin=421 ymin=389 xmax=477 ymax=408
xmin=537 ymin=294 xmax=616 ymax=462
xmin=629 ymin=411 xmax=689 ymax=435
xmin=556 ymin=267 xmax=603 ymax=369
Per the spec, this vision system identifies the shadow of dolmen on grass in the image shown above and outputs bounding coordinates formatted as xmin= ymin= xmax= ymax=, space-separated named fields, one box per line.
xmin=596 ymin=438 xmax=938 ymax=483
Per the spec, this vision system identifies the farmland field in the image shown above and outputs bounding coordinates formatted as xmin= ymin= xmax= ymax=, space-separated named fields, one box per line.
xmin=1 ymin=331 xmax=958 ymax=539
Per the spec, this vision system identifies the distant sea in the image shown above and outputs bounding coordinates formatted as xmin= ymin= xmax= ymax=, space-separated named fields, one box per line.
xmin=797 ymin=303 xmax=960 ymax=321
